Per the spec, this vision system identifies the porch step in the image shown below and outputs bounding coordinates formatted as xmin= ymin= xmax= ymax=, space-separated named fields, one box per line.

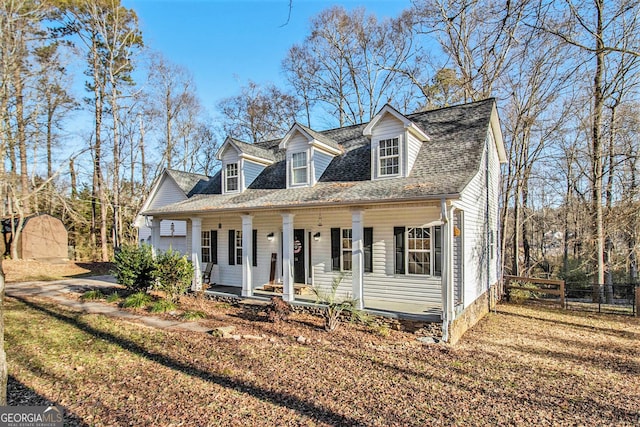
xmin=261 ymin=283 xmax=312 ymax=296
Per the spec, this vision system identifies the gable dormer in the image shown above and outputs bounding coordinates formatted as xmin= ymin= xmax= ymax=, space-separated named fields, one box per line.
xmin=216 ymin=137 xmax=274 ymax=194
xmin=279 ymin=123 xmax=342 ymax=188
xmin=364 ymin=104 xmax=430 ymax=180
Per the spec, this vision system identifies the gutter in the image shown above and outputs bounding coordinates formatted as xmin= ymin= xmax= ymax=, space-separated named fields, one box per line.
xmin=142 ymin=192 xmax=462 ymax=217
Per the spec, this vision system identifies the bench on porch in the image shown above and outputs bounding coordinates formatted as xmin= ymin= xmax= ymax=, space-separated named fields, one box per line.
xmin=261 ymin=283 xmax=312 ymax=296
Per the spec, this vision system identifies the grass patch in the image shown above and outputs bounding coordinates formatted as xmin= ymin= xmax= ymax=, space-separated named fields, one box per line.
xmin=122 ymin=292 xmax=152 ymax=309
xmin=106 ymin=291 xmax=121 ymax=303
xmin=150 ymin=299 xmax=177 ymax=313
xmin=80 ymin=289 xmax=104 ymax=301
xmin=181 ymin=310 xmax=207 ymax=320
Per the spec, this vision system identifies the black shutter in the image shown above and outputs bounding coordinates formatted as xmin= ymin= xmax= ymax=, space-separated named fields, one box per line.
xmin=211 ymin=230 xmax=218 ymax=265
xmin=364 ymin=227 xmax=373 ymax=273
xmin=394 ymin=227 xmax=405 ymax=274
xmin=252 ymin=229 xmax=258 ymax=267
xmin=331 ymin=228 xmax=340 ymax=271
xmin=228 ymin=229 xmax=235 ymax=265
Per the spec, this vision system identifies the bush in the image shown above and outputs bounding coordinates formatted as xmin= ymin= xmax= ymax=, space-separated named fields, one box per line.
xmin=123 ymin=291 xmax=152 ymax=309
xmin=312 ymin=274 xmax=361 ymax=332
xmin=509 ymin=281 xmax=541 ymax=303
xmin=267 ymin=296 xmax=292 ymax=323
xmin=154 ymin=249 xmax=194 ymax=304
xmin=150 ymin=299 xmax=177 ymax=313
xmin=113 ymin=244 xmax=156 ymax=292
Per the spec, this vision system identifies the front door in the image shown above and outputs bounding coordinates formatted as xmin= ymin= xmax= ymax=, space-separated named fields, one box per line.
xmin=293 ymin=229 xmax=305 ymax=283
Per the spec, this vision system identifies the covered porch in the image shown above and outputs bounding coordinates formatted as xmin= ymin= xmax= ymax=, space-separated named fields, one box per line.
xmin=205 ymin=284 xmax=442 ymax=321
xmin=148 ymin=200 xmax=459 ymax=324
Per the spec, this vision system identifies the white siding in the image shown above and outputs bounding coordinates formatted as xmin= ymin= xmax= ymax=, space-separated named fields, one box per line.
xmin=244 ymin=160 xmax=265 ymax=189
xmin=456 ymin=127 xmax=502 ymax=309
xmin=310 ymin=207 xmax=443 ymax=306
xmin=313 ymin=149 xmax=333 ymax=182
xmin=406 ymin=132 xmax=423 ymax=175
xmin=370 ymin=115 xmax=406 ymax=180
xmin=148 ymin=176 xmax=186 ymax=210
xmin=160 ymin=220 xmax=186 ymax=236
xmin=220 ymin=146 xmax=240 ymax=164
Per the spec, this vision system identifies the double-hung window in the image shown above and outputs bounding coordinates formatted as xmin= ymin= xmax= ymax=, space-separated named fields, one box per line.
xmin=291 ymin=152 xmax=308 ymax=185
xmin=331 ymin=227 xmax=373 ymax=273
xmin=379 ymin=138 xmax=399 ymax=176
xmin=235 ymin=230 xmax=243 ymax=265
xmin=341 ymin=229 xmax=353 ymax=271
xmin=226 ymin=163 xmax=238 ymax=192
xmin=395 ymin=226 xmax=442 ymax=276
xmin=407 ymin=227 xmax=431 ymax=275
xmin=201 ymin=231 xmax=211 ymax=263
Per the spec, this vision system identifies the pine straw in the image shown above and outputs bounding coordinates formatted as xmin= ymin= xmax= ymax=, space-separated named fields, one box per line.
xmin=3 ymin=259 xmax=113 ymax=283
xmin=5 ymin=296 xmax=639 ymax=426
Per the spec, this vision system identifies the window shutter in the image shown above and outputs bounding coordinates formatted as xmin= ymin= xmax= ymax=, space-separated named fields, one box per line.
xmin=394 ymin=227 xmax=405 ymax=274
xmin=252 ymin=229 xmax=258 ymax=267
xmin=228 ymin=229 xmax=235 ymax=265
xmin=331 ymin=228 xmax=340 ymax=271
xmin=211 ymin=230 xmax=218 ymax=265
xmin=364 ymin=227 xmax=373 ymax=273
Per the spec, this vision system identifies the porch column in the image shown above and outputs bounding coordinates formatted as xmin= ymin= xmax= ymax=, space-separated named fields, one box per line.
xmin=241 ymin=214 xmax=253 ymax=297
xmin=281 ymin=213 xmax=295 ymax=302
xmin=191 ymin=217 xmax=203 ymax=291
xmin=352 ymin=209 xmax=364 ymax=310
xmin=150 ymin=218 xmax=161 ymax=257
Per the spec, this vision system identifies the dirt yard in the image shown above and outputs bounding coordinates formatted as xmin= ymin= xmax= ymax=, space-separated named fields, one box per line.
xmin=2 ymin=259 xmax=113 ymax=283
xmin=4 ymin=284 xmax=639 ymax=426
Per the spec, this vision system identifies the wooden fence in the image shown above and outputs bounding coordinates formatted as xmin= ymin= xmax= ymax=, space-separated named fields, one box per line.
xmin=504 ymin=275 xmax=565 ymax=308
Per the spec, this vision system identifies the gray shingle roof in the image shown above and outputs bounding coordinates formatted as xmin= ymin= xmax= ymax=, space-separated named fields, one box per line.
xmin=145 ymin=99 xmax=495 ymax=216
xmin=165 ymin=169 xmax=214 ymax=197
xmin=295 ymin=123 xmax=342 ymax=152
xmin=229 ymin=137 xmax=276 ymax=162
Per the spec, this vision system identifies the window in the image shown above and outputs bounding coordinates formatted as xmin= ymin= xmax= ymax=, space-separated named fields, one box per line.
xmin=341 ymin=229 xmax=353 ymax=271
xmin=331 ymin=227 xmax=373 ymax=273
xmin=226 ymin=163 xmax=238 ymax=192
xmin=395 ymin=226 xmax=442 ymax=276
xmin=201 ymin=231 xmax=211 ymax=263
xmin=291 ymin=152 xmax=308 ymax=185
xmin=235 ymin=230 xmax=243 ymax=265
xmin=408 ymin=227 xmax=431 ymax=275
xmin=379 ymin=138 xmax=399 ymax=176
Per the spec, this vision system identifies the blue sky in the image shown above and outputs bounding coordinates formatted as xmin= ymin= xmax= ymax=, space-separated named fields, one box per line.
xmin=122 ymin=0 xmax=411 ymax=115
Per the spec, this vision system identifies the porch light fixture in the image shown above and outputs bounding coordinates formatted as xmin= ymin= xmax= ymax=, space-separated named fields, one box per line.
xmin=313 ymin=232 xmax=321 ymax=241
xmin=267 ymin=232 xmax=275 ymax=242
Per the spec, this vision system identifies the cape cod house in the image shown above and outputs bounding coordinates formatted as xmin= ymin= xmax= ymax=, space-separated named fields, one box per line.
xmin=138 ymin=99 xmax=506 ymax=343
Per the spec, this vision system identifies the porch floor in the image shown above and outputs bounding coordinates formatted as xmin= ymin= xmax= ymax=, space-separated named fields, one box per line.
xmin=205 ymin=284 xmax=441 ymax=322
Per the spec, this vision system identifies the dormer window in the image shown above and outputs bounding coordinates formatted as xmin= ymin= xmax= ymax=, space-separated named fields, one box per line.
xmin=379 ymin=138 xmax=399 ymax=176
xmin=291 ymin=152 xmax=308 ymax=185
xmin=225 ymin=163 xmax=239 ymax=192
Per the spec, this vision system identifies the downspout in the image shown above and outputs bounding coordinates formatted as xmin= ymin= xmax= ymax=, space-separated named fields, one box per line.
xmin=440 ymin=198 xmax=452 ymax=342
xmin=485 ymin=133 xmax=493 ymax=312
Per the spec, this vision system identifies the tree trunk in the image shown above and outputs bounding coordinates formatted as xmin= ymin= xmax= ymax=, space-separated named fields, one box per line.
xmin=0 ymin=248 xmax=7 ymax=405
xmin=592 ymin=0 xmax=605 ymax=289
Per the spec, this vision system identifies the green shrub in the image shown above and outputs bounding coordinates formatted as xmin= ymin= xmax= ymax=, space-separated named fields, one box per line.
xmin=106 ymin=291 xmax=121 ymax=303
xmin=123 ymin=291 xmax=152 ymax=309
xmin=113 ymin=244 xmax=156 ymax=292
xmin=153 ymin=249 xmax=194 ymax=304
xmin=150 ymin=299 xmax=177 ymax=313
xmin=81 ymin=289 xmax=104 ymax=301
xmin=181 ymin=310 xmax=207 ymax=320
xmin=312 ymin=274 xmax=361 ymax=332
